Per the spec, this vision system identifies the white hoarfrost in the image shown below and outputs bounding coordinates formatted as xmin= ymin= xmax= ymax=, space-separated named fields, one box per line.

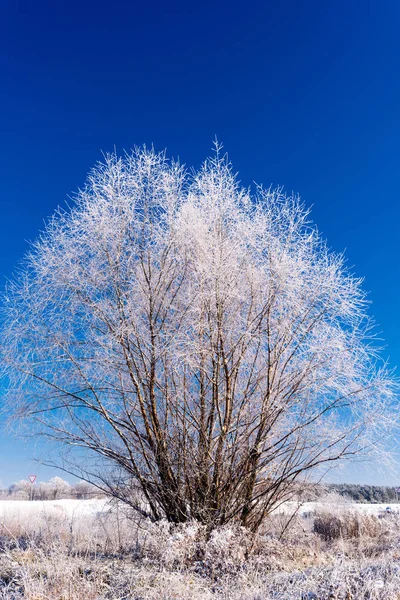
xmin=1 ymin=144 xmax=397 ymax=530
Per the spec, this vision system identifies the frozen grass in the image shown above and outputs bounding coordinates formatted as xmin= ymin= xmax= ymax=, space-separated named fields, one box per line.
xmin=0 ymin=497 xmax=400 ymax=598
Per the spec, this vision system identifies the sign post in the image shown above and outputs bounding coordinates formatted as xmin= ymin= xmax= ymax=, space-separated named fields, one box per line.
xmin=28 ymin=475 xmax=37 ymax=501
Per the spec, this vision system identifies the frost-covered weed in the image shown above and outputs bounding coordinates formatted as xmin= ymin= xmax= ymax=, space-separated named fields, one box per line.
xmin=1 ymin=502 xmax=400 ymax=599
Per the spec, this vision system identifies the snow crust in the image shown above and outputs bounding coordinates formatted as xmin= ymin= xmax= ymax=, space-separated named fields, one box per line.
xmin=0 ymin=498 xmax=397 ymax=520
xmin=277 ymin=501 xmax=400 ymax=515
xmin=0 ymin=498 xmax=110 ymax=519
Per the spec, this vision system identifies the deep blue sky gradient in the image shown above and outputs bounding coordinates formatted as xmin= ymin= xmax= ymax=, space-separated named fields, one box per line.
xmin=0 ymin=0 xmax=400 ymax=485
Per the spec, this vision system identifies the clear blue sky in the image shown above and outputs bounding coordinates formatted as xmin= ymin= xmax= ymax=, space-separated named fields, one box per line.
xmin=0 ymin=0 xmax=399 ymax=486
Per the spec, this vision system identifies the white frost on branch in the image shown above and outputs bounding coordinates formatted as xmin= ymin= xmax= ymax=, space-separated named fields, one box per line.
xmin=1 ymin=144 xmax=398 ymax=529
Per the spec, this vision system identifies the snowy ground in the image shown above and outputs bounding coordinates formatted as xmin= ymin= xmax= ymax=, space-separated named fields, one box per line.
xmin=276 ymin=500 xmax=400 ymax=516
xmin=0 ymin=498 xmax=397 ymax=520
xmin=0 ymin=497 xmax=111 ymax=520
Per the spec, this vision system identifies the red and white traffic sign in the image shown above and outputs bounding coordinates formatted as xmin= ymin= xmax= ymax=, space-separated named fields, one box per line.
xmin=28 ymin=475 xmax=37 ymax=484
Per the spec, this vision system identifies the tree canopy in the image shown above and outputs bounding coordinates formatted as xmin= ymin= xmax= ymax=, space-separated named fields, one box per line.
xmin=1 ymin=145 xmax=396 ymax=530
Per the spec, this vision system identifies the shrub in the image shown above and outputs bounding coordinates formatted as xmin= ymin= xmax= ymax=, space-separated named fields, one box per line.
xmin=314 ymin=510 xmax=381 ymax=541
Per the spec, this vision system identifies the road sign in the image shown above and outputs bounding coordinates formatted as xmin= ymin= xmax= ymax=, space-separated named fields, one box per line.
xmin=28 ymin=475 xmax=37 ymax=484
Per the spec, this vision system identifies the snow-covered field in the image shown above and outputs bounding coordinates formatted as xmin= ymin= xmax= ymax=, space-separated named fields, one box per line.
xmin=276 ymin=501 xmax=400 ymax=516
xmin=0 ymin=497 xmax=111 ymax=520
xmin=0 ymin=498 xmax=398 ymax=520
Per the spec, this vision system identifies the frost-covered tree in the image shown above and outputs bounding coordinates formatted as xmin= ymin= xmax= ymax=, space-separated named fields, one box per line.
xmin=35 ymin=481 xmax=51 ymax=500
xmin=46 ymin=476 xmax=71 ymax=500
xmin=8 ymin=479 xmax=30 ymax=500
xmin=34 ymin=477 xmax=71 ymax=500
xmin=1 ymin=145 xmax=396 ymax=530
xmin=73 ymin=480 xmax=97 ymax=499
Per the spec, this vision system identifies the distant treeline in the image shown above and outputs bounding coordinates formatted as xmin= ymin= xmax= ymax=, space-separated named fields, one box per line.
xmin=3 ymin=477 xmax=398 ymax=505
xmin=323 ymin=483 xmax=400 ymax=504
xmin=1 ymin=477 xmax=102 ymax=501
